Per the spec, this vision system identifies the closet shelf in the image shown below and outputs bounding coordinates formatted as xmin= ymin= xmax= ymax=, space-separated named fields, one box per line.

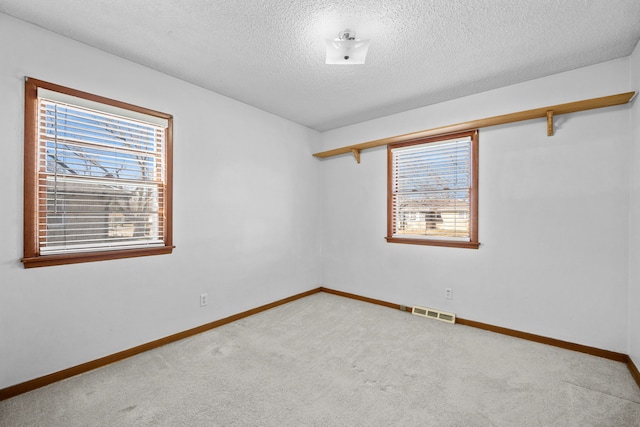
xmin=313 ymin=92 xmax=636 ymax=163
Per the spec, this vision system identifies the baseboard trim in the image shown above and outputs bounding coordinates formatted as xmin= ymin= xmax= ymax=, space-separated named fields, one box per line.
xmin=628 ymin=356 xmax=640 ymax=388
xmin=320 ymin=287 xmax=412 ymax=312
xmin=0 ymin=287 xmax=322 ymax=402
xmin=454 ymin=317 xmax=628 ymax=363
xmin=322 ymin=287 xmax=639 ymax=389
xmin=3 ymin=286 xmax=638 ymax=401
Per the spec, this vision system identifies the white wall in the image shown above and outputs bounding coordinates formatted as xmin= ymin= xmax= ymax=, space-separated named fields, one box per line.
xmin=629 ymin=41 xmax=640 ymax=368
xmin=1 ymin=10 xmax=637 ymax=391
xmin=0 ymin=14 xmax=322 ymax=389
xmin=321 ymin=58 xmax=633 ymax=353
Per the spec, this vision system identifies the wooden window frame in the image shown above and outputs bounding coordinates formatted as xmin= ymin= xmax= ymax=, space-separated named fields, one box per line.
xmin=21 ymin=78 xmax=174 ymax=268
xmin=386 ymin=130 xmax=479 ymax=249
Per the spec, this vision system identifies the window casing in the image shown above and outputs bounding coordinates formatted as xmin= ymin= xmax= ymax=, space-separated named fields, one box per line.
xmin=22 ymin=78 xmax=173 ymax=268
xmin=387 ymin=130 xmax=479 ymax=249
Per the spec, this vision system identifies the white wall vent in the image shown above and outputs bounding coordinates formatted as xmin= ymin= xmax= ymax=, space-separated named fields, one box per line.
xmin=411 ymin=306 xmax=456 ymax=324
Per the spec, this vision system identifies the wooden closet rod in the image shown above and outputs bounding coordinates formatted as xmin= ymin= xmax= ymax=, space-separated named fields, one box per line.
xmin=313 ymin=91 xmax=636 ymax=163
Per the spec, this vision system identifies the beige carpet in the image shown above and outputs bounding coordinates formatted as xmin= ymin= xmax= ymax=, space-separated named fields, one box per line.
xmin=1 ymin=292 xmax=639 ymax=426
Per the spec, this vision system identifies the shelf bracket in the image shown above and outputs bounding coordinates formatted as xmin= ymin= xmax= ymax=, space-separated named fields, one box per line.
xmin=547 ymin=110 xmax=554 ymax=136
xmin=351 ymin=148 xmax=361 ymax=164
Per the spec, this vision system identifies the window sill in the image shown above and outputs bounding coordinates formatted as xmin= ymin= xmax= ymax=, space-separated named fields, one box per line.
xmin=385 ymin=237 xmax=480 ymax=249
xmin=21 ymin=246 xmax=175 ymax=268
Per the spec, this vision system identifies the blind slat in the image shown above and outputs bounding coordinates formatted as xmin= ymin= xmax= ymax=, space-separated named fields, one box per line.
xmin=391 ymin=136 xmax=472 ymax=240
xmin=38 ymin=98 xmax=167 ymax=255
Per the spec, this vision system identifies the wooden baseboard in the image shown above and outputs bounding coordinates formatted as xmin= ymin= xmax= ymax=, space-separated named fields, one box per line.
xmin=323 ymin=287 xmax=639 ymax=389
xmin=320 ymin=287 xmax=413 ymax=312
xmin=0 ymin=287 xmax=322 ymax=402
xmin=628 ymin=356 xmax=640 ymax=389
xmin=454 ymin=317 xmax=628 ymax=363
xmin=3 ymin=286 xmax=638 ymax=401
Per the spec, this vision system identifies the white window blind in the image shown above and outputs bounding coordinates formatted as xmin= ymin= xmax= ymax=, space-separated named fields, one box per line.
xmin=38 ymin=96 xmax=167 ymax=255
xmin=390 ymin=136 xmax=472 ymax=241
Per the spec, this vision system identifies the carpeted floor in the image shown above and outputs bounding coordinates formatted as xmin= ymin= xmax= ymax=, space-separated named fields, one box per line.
xmin=1 ymin=292 xmax=639 ymax=426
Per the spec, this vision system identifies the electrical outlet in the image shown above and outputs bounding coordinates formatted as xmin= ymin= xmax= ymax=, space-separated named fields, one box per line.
xmin=200 ymin=293 xmax=208 ymax=307
xmin=445 ymin=288 xmax=453 ymax=299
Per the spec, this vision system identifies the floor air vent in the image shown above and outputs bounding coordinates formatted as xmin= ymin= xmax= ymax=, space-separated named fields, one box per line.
xmin=412 ymin=306 xmax=456 ymax=324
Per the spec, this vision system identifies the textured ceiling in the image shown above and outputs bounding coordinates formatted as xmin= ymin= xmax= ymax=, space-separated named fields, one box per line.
xmin=1 ymin=0 xmax=639 ymax=131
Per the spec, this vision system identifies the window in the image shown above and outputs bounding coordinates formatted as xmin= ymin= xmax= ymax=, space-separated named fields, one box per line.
xmin=22 ymin=78 xmax=173 ymax=268
xmin=387 ymin=130 xmax=479 ymax=248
